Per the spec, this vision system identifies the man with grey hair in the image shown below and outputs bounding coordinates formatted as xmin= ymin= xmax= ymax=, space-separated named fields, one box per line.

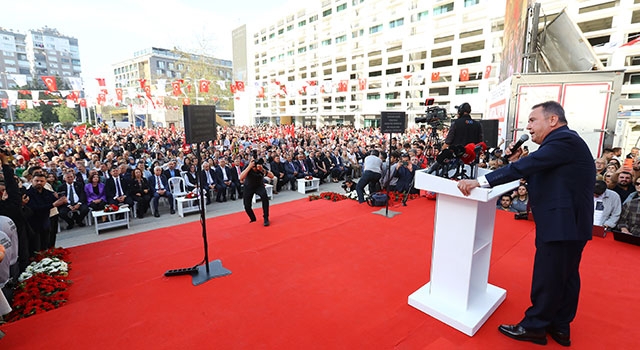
xmin=148 ymin=166 xmax=175 ymax=217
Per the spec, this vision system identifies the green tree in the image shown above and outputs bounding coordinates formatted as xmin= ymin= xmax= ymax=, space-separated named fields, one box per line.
xmin=16 ymin=108 xmax=42 ymax=122
xmin=53 ymin=105 xmax=77 ymax=126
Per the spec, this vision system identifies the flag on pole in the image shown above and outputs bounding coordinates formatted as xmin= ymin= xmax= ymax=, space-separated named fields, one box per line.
xmin=138 ymin=79 xmax=147 ymax=89
xmin=431 ymin=71 xmax=440 ymax=82
xmin=235 ymin=81 xmax=245 ymax=92
xmin=182 ymin=97 xmax=191 ymax=105
xmin=115 ymin=88 xmax=123 ymax=101
xmin=96 ymin=78 xmax=106 ymax=87
xmin=459 ymin=68 xmax=469 ymax=81
xmin=1 ymin=99 xmax=7 ymax=109
xmin=171 ymin=81 xmax=181 ymax=96
xmin=199 ymin=79 xmax=210 ymax=93
xmin=358 ymin=78 xmax=367 ymax=91
xmin=484 ymin=65 xmax=492 ymax=79
xmin=79 ymin=98 xmax=87 ymax=107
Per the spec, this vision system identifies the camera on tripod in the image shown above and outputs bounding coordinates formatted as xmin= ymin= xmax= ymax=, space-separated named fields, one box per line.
xmin=415 ymin=98 xmax=448 ymax=127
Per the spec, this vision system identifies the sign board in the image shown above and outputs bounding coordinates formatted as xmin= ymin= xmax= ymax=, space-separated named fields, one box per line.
xmin=380 ymin=111 xmax=406 ymax=134
xmin=183 ymin=105 xmax=217 ymax=144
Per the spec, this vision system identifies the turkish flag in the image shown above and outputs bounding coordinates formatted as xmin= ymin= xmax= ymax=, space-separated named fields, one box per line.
xmin=91 ymin=127 xmax=101 ymax=135
xmin=199 ymin=79 xmax=210 ymax=93
xmin=115 ymin=88 xmax=123 ymax=101
xmin=358 ymin=78 xmax=367 ymax=91
xmin=337 ymin=80 xmax=348 ymax=92
xmin=307 ymin=80 xmax=317 ymax=86
xmin=431 ymin=72 xmax=440 ymax=82
xmin=79 ymin=98 xmax=87 ymax=107
xmin=41 ymin=76 xmax=57 ymax=91
xmin=19 ymin=100 xmax=27 ymax=110
xmin=144 ymin=85 xmax=152 ymax=99
xmin=65 ymin=91 xmax=77 ymax=101
xmin=97 ymin=93 xmax=106 ymax=105
xmin=280 ymin=84 xmax=287 ymax=96
xmin=171 ymin=81 xmax=181 ymax=96
xmin=183 ymin=97 xmax=191 ymax=105
xmin=73 ymin=125 xmax=87 ymax=138
xmin=484 ymin=65 xmax=492 ymax=79
xmin=138 ymin=79 xmax=146 ymax=89
xmin=1 ymin=99 xmax=7 ymax=109
xmin=96 ymin=78 xmax=106 ymax=87
xmin=230 ymin=84 xmax=237 ymax=94
xmin=459 ymin=68 xmax=469 ymax=81
xmin=235 ymin=81 xmax=245 ymax=92
xmin=257 ymin=86 xmax=265 ymax=98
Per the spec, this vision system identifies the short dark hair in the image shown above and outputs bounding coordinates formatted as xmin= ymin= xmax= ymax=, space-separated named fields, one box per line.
xmin=594 ymin=180 xmax=607 ymax=195
xmin=532 ymin=101 xmax=567 ymax=124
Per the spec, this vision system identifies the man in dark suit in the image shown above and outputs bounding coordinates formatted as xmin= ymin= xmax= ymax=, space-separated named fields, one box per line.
xmin=458 ymin=101 xmax=593 ymax=346
xmin=148 ymin=166 xmax=175 ymax=217
xmin=163 ymin=160 xmax=180 ymax=180
xmin=214 ymin=158 xmax=235 ymax=202
xmin=57 ymin=171 xmax=90 ymax=229
xmin=104 ymin=166 xmax=134 ymax=208
xmin=283 ymin=154 xmax=299 ymax=190
xmin=230 ymin=157 xmax=245 ymax=198
xmin=199 ymin=162 xmax=217 ymax=205
xmin=269 ymin=155 xmax=286 ymax=193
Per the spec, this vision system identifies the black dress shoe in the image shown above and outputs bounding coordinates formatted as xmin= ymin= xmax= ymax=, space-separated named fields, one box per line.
xmin=547 ymin=328 xmax=571 ymax=346
xmin=498 ymin=324 xmax=547 ymax=345
xmin=170 ymin=209 xmax=175 ymax=214
xmin=67 ymin=223 xmax=74 ymax=229
xmin=249 ymin=218 xmax=256 ymax=223
xmin=263 ymin=219 xmax=270 ymax=227
xmin=154 ymin=211 xmax=160 ymax=218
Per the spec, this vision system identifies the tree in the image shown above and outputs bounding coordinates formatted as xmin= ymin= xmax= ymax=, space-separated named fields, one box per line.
xmin=16 ymin=108 xmax=42 ymax=122
xmin=53 ymin=105 xmax=77 ymax=126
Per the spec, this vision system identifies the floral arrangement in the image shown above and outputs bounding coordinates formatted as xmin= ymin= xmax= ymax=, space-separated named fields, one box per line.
xmin=309 ymin=192 xmax=348 ymax=202
xmin=309 ymin=191 xmax=421 ymax=205
xmin=103 ymin=204 xmax=120 ymax=212
xmin=304 ymin=176 xmax=314 ymax=180
xmin=7 ymin=248 xmax=72 ymax=322
xmin=185 ymin=192 xmax=199 ymax=199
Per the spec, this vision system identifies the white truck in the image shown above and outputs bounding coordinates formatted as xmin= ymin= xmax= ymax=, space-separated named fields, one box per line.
xmin=486 ymin=70 xmax=624 ymax=158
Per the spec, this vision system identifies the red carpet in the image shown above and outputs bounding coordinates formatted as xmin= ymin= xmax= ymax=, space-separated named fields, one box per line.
xmin=2 ymin=198 xmax=639 ymax=349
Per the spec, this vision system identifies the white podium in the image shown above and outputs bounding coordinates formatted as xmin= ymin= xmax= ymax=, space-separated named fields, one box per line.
xmin=409 ymin=168 xmax=519 ymax=336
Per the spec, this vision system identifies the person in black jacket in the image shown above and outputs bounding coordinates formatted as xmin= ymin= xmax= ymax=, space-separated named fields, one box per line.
xmin=56 ymin=171 xmax=90 ymax=229
xmin=443 ymin=102 xmax=483 ymax=149
xmin=26 ymin=172 xmax=67 ymax=251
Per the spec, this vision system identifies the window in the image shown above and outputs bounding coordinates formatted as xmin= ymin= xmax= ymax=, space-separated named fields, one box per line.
xmin=323 ymin=9 xmax=332 ymax=17
xmin=269 ymin=33 xmax=275 ymax=39
xmin=278 ymin=28 xmax=284 ymax=35
xmin=278 ymin=53 xmax=284 ymax=60
xmin=287 ymin=25 xmax=294 ymax=31
xmin=299 ymin=20 xmax=306 ymax=27
xmin=464 ymin=0 xmax=479 ymax=7
xmin=455 ymin=87 xmax=479 ymax=95
xmin=157 ymin=61 xmax=165 ymax=69
xmin=156 ymin=69 xmax=163 ymax=75
xmin=369 ymin=24 xmax=383 ymax=34
xmin=287 ymin=50 xmax=294 ymax=56
xmin=417 ymin=11 xmax=429 ymax=21
xmin=389 ymin=18 xmax=404 ymax=28
xmin=309 ymin=43 xmax=318 ymax=50
xmin=322 ymin=39 xmax=332 ymax=46
xmin=352 ymin=29 xmax=364 ymax=38
xmin=337 ymin=3 xmax=347 ymax=12
xmin=309 ymin=14 xmax=318 ymax=22
xmin=335 ymin=35 xmax=347 ymax=43
xmin=367 ymin=94 xmax=381 ymax=100
xmin=434 ymin=2 xmax=454 ymax=15
xmin=298 ymin=47 xmax=307 ymax=53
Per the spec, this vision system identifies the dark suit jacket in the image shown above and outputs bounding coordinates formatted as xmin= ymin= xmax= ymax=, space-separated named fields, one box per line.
xmin=200 ymin=169 xmax=218 ymax=187
xmin=485 ymin=126 xmax=594 ymax=242
xmin=105 ymin=176 xmax=131 ymax=200
xmin=163 ymin=168 xmax=180 ymax=180
xmin=284 ymin=161 xmax=298 ymax=178
xmin=214 ymin=165 xmax=233 ymax=184
xmin=147 ymin=174 xmax=171 ymax=195
xmin=230 ymin=165 xmax=244 ymax=182
xmin=57 ymin=181 xmax=88 ymax=205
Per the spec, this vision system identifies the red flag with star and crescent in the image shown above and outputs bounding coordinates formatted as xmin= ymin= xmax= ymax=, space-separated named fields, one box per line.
xmin=358 ymin=78 xmax=367 ymax=91
xmin=199 ymin=79 xmax=210 ymax=93
xmin=97 ymin=93 xmax=106 ymax=105
xmin=41 ymin=76 xmax=57 ymax=91
xmin=431 ymin=72 xmax=440 ymax=82
xmin=138 ymin=79 xmax=146 ymax=90
xmin=337 ymin=80 xmax=348 ymax=92
xmin=79 ymin=98 xmax=87 ymax=107
xmin=1 ymin=99 xmax=7 ymax=109
xmin=96 ymin=78 xmax=106 ymax=87
xmin=115 ymin=88 xmax=123 ymax=101
xmin=230 ymin=84 xmax=237 ymax=94
xmin=459 ymin=68 xmax=469 ymax=82
xmin=235 ymin=81 xmax=245 ymax=92
xmin=171 ymin=81 xmax=181 ymax=96
xmin=484 ymin=65 xmax=492 ymax=79
xmin=144 ymin=85 xmax=152 ymax=99
xmin=183 ymin=97 xmax=191 ymax=105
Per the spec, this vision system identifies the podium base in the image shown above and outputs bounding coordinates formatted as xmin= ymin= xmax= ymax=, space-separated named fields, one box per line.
xmin=192 ymin=260 xmax=232 ymax=286
xmin=408 ymin=282 xmax=506 ymax=336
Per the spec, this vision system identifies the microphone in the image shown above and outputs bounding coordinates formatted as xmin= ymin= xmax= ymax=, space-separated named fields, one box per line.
xmin=508 ymin=134 xmax=529 ymax=155
xmin=427 ymin=148 xmax=455 ymax=174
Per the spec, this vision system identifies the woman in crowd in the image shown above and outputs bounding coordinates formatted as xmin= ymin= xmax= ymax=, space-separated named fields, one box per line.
xmin=184 ymin=164 xmax=198 ymax=192
xmin=130 ymin=168 xmax=151 ymax=218
xmin=604 ymin=171 xmax=618 ymax=189
xmin=84 ymin=173 xmax=107 ymax=212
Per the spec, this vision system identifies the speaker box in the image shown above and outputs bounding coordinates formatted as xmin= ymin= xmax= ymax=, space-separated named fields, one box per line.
xmin=478 ymin=119 xmax=499 ymax=149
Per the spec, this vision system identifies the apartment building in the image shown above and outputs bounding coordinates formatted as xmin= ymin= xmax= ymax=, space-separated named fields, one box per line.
xmin=0 ymin=26 xmax=81 ymax=89
xmin=232 ymin=0 xmax=640 ymax=127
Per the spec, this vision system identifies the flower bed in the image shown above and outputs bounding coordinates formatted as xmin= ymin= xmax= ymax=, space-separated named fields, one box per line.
xmin=6 ymin=247 xmax=72 ymax=322
xmin=309 ymin=191 xmax=421 ymax=205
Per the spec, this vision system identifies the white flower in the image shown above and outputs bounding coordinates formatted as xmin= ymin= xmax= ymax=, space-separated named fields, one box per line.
xmin=18 ymin=257 xmax=69 ymax=282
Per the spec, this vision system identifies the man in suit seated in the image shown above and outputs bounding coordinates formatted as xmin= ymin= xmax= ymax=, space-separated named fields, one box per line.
xmin=104 ymin=166 xmax=134 ymax=208
xmin=269 ymin=155 xmax=286 ymax=193
xmin=230 ymin=157 xmax=245 ymax=197
xmin=57 ymin=171 xmax=90 ymax=229
xmin=283 ymin=154 xmax=299 ymax=191
xmin=214 ymin=158 xmax=235 ymax=202
xmin=200 ymin=162 xmax=217 ymax=205
xmin=163 ymin=160 xmax=181 ymax=180
xmin=148 ymin=166 xmax=175 ymax=217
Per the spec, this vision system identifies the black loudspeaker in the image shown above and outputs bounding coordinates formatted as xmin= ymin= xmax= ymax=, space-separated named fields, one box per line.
xmin=183 ymin=105 xmax=217 ymax=144
xmin=478 ymin=119 xmax=499 ymax=149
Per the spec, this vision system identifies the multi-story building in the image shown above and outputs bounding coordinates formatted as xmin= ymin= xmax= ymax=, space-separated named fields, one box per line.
xmin=231 ymin=0 xmax=640 ymax=128
xmin=111 ymin=47 xmax=233 ymax=126
xmin=0 ymin=26 xmax=81 ymax=89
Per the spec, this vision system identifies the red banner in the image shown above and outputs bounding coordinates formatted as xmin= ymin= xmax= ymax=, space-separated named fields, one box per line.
xmin=41 ymin=76 xmax=57 ymax=91
xmin=115 ymin=88 xmax=123 ymax=101
xmin=73 ymin=125 xmax=87 ymax=138
xmin=19 ymin=100 xmax=27 ymax=110
xmin=182 ymin=97 xmax=191 ymax=105
xmin=79 ymin=98 xmax=87 ymax=107
xmin=138 ymin=79 xmax=146 ymax=90
xmin=337 ymin=80 xmax=348 ymax=92
xmin=97 ymin=93 xmax=106 ymax=105
xmin=484 ymin=65 xmax=492 ymax=79
xmin=235 ymin=81 xmax=245 ymax=92
xmin=358 ymin=78 xmax=367 ymax=91
xmin=459 ymin=68 xmax=469 ymax=82
xmin=171 ymin=81 xmax=181 ymax=96
xmin=431 ymin=72 xmax=440 ymax=82
xmin=199 ymin=79 xmax=210 ymax=93
xmin=96 ymin=78 xmax=106 ymax=87
xmin=1 ymin=99 xmax=7 ymax=109
xmin=144 ymin=85 xmax=152 ymax=99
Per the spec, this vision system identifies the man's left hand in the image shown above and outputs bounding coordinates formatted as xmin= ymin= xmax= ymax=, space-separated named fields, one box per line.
xmin=457 ymin=179 xmax=480 ymax=196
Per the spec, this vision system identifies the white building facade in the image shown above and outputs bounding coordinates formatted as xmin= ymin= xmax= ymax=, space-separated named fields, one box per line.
xmin=232 ymin=0 xmax=640 ymax=128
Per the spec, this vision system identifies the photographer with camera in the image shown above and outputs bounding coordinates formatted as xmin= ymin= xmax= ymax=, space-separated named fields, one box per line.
xmin=240 ymin=152 xmax=273 ymax=226
xmin=442 ymin=102 xmax=483 ymax=150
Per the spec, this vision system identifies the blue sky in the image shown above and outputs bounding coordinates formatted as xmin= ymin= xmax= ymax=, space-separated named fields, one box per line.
xmin=1 ymin=0 xmax=292 ymax=81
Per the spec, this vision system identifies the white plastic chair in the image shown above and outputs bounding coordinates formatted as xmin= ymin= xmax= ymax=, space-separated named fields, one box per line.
xmin=168 ymin=176 xmax=188 ymax=206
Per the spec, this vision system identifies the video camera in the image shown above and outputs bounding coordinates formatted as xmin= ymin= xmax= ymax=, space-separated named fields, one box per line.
xmin=415 ymin=98 xmax=448 ymax=127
